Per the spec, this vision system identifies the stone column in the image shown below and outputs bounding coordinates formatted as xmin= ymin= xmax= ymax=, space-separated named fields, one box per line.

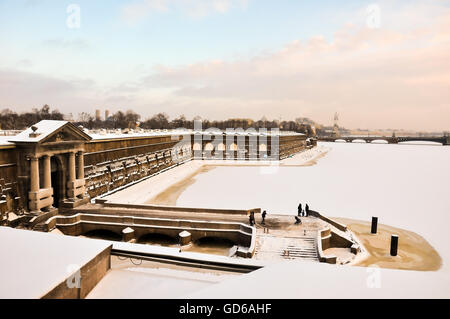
xmin=68 ymin=152 xmax=76 ymax=182
xmin=30 ymin=156 xmax=40 ymax=192
xmin=77 ymin=151 xmax=84 ymax=179
xmin=43 ymin=155 xmax=51 ymax=189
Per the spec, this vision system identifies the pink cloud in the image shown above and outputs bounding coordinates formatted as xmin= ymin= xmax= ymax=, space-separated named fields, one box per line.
xmin=137 ymin=5 xmax=450 ymax=130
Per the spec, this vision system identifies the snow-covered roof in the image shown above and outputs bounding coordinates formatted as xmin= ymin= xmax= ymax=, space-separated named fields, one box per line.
xmin=8 ymin=120 xmax=91 ymax=143
xmin=8 ymin=120 xmax=68 ymax=143
xmin=0 ymin=226 xmax=111 ymax=298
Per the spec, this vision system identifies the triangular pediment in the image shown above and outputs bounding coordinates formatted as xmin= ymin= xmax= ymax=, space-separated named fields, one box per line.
xmin=42 ymin=124 xmax=91 ymax=144
xmin=8 ymin=120 xmax=92 ymax=144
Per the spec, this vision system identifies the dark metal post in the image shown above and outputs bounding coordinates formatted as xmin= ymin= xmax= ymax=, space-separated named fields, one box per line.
xmin=390 ymin=235 xmax=399 ymax=256
xmin=371 ymin=217 xmax=378 ymax=234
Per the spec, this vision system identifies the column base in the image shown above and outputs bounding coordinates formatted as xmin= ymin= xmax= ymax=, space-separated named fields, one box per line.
xmin=61 ymin=195 xmax=90 ymax=209
xmin=28 ymin=208 xmax=59 ymax=229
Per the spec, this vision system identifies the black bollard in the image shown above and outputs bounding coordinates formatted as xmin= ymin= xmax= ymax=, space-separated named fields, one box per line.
xmin=371 ymin=216 xmax=378 ymax=234
xmin=390 ymin=235 xmax=399 ymax=256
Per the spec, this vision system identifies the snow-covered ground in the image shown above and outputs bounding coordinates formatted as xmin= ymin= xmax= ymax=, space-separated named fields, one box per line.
xmin=176 ymin=143 xmax=450 ymax=270
xmin=101 ymin=142 xmax=450 ymax=298
xmin=0 ymin=227 xmax=111 ymax=298
xmin=173 ymin=142 xmax=450 ymax=298
xmin=103 ymin=160 xmax=204 ymax=204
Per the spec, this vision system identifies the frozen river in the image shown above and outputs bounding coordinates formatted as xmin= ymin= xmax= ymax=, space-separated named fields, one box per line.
xmin=176 ymin=142 xmax=450 ymax=273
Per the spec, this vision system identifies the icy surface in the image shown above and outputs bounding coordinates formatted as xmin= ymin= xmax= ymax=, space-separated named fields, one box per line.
xmin=176 ymin=143 xmax=450 ymax=273
xmin=98 ymin=142 xmax=450 ymax=298
xmin=188 ymin=260 xmax=450 ymax=298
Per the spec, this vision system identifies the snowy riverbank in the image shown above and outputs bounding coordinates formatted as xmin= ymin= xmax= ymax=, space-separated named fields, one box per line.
xmin=102 ymin=146 xmax=329 ymax=205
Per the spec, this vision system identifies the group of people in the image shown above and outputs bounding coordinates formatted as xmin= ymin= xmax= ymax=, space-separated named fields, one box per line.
xmin=249 ymin=210 xmax=267 ymax=226
xmin=295 ymin=203 xmax=310 ymax=224
xmin=248 ymin=204 xmax=310 ymax=227
xmin=297 ymin=203 xmax=310 ymax=217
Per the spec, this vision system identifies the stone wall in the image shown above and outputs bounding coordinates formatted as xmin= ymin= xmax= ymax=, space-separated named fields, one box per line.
xmin=0 ymin=132 xmax=307 ymax=217
xmin=83 ymin=135 xmax=190 ymax=199
xmin=0 ymin=146 xmax=21 ymax=221
xmin=41 ymin=245 xmax=111 ymax=299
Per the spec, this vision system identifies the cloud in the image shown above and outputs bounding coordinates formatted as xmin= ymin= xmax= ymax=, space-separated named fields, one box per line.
xmin=0 ymin=68 xmax=101 ymax=113
xmin=43 ymin=38 xmax=90 ymax=50
xmin=136 ymin=2 xmax=450 ymax=130
xmin=121 ymin=0 xmax=249 ymax=24
xmin=2 ymin=0 xmax=449 ymax=131
xmin=16 ymin=59 xmax=33 ymax=68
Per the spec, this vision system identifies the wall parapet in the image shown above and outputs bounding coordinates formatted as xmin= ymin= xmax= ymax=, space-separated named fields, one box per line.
xmin=49 ymin=212 xmax=256 ymax=257
xmin=98 ymin=201 xmax=260 ymax=216
xmin=308 ymin=210 xmax=347 ymax=232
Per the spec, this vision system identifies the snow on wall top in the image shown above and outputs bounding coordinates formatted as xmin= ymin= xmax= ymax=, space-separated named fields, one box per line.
xmin=1 ymin=120 xmax=305 ymax=145
xmin=0 ymin=136 xmax=14 ymax=146
xmin=88 ymin=129 xmax=304 ymax=141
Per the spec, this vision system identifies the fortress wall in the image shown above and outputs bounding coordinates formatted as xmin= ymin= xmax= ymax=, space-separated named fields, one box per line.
xmin=83 ymin=134 xmax=306 ymax=200
xmin=279 ymin=134 xmax=307 ymax=159
xmin=1 ymin=132 xmax=307 ymax=217
xmin=83 ymin=135 xmax=190 ymax=199
xmin=0 ymin=146 xmax=20 ymax=219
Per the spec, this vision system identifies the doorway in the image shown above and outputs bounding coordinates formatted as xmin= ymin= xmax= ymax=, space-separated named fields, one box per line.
xmin=51 ymin=157 xmax=62 ymax=207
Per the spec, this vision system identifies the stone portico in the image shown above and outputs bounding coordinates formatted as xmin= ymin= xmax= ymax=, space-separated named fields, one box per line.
xmin=9 ymin=120 xmax=91 ymax=214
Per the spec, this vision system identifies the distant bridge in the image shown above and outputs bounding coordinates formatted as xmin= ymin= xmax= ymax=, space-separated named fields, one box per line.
xmin=318 ymin=135 xmax=450 ymax=145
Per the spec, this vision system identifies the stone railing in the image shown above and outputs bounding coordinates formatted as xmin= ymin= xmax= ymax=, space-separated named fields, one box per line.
xmin=97 ymin=200 xmax=260 ymax=216
xmin=47 ymin=212 xmax=256 ymax=257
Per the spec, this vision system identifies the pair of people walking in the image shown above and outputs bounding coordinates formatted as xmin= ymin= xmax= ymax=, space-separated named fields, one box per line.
xmin=297 ymin=203 xmax=309 ymax=217
xmin=249 ymin=210 xmax=268 ymax=226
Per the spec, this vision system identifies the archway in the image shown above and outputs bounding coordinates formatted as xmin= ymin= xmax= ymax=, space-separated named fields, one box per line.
xmin=138 ymin=233 xmax=178 ymax=246
xmin=371 ymin=139 xmax=388 ymax=144
xmin=188 ymin=237 xmax=236 ymax=256
xmin=84 ymin=229 xmax=122 ymax=241
xmin=204 ymin=143 xmax=214 ymax=151
xmin=50 ymin=156 xmax=63 ymax=208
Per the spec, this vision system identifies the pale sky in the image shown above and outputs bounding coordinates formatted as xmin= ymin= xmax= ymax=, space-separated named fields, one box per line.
xmin=0 ymin=0 xmax=449 ymax=131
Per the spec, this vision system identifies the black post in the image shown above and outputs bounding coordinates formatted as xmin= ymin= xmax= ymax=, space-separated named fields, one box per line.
xmin=371 ymin=217 xmax=378 ymax=234
xmin=390 ymin=235 xmax=399 ymax=256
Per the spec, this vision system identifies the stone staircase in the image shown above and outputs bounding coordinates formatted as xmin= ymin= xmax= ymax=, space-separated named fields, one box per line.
xmin=254 ymin=235 xmax=318 ymax=261
xmin=33 ymin=223 xmax=48 ymax=232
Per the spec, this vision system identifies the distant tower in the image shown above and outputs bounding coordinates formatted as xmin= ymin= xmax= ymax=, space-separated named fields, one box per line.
xmin=333 ymin=112 xmax=339 ymax=137
xmin=105 ymin=110 xmax=110 ymax=120
xmin=95 ymin=109 xmax=101 ymax=121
